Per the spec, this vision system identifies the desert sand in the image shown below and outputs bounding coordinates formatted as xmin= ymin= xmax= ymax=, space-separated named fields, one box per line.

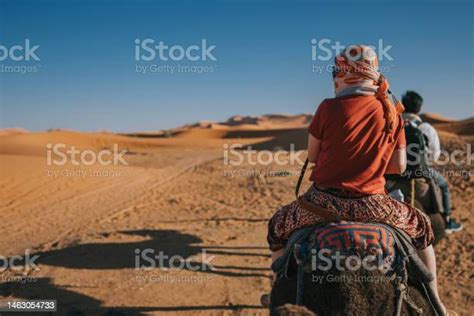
xmin=0 ymin=113 xmax=472 ymax=315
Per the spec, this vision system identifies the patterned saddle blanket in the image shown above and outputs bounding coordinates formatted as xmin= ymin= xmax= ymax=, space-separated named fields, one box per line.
xmin=272 ymin=221 xmax=399 ymax=277
xmin=310 ymin=221 xmax=396 ymax=258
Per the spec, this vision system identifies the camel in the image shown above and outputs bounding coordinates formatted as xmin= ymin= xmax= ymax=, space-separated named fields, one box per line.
xmin=271 ymin=266 xmax=434 ymax=315
xmin=269 ymin=222 xmax=437 ymax=316
xmin=386 ymin=177 xmax=446 ymax=245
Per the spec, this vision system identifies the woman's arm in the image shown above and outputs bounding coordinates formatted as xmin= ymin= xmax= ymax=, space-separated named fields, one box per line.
xmin=307 ymin=134 xmax=322 ymax=163
xmin=386 ymin=148 xmax=407 ymax=174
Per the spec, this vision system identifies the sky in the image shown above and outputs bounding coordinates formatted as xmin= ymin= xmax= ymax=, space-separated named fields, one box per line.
xmin=0 ymin=0 xmax=473 ymax=132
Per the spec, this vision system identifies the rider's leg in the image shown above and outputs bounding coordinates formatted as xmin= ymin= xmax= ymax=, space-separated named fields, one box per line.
xmin=430 ymin=169 xmax=451 ymax=216
xmin=431 ymin=169 xmax=462 ymax=233
xmin=271 ymin=249 xmax=285 ymax=282
xmin=417 ymin=245 xmax=446 ymax=313
xmin=271 ymin=249 xmax=285 ymax=262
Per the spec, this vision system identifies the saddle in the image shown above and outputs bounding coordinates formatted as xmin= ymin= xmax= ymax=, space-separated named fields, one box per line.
xmin=272 ymin=223 xmax=442 ymax=316
xmin=278 ymin=158 xmax=445 ymax=316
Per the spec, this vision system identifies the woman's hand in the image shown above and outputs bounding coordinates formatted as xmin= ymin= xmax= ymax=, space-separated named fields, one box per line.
xmin=308 ymin=134 xmax=322 ymax=164
xmin=386 ymin=148 xmax=407 ymax=174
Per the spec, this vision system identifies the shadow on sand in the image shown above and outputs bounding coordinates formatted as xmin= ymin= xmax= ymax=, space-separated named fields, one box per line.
xmin=0 ymin=278 xmax=265 ymax=315
xmin=33 ymin=229 xmax=270 ymax=276
xmin=1 ymin=229 xmax=269 ymax=315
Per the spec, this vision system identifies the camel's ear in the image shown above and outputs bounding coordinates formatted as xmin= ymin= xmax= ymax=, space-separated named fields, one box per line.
xmin=274 ymin=304 xmax=317 ymax=316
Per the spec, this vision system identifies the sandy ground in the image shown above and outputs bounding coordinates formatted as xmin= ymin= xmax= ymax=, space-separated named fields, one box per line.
xmin=0 ymin=115 xmax=472 ymax=315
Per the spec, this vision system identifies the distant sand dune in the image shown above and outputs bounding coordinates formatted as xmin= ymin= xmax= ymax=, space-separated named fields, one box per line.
xmin=220 ymin=114 xmax=312 ymax=129
xmin=0 ymin=127 xmax=29 ymax=136
xmin=0 ymin=131 xmax=165 ymax=157
xmin=418 ymin=112 xmax=474 ymax=136
xmin=432 ymin=118 xmax=474 ymax=136
xmin=420 ymin=112 xmax=458 ymax=124
xmin=4 ymin=113 xmax=471 ymax=158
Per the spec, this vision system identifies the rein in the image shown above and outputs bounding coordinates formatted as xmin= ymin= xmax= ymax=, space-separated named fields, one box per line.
xmin=295 ymin=158 xmax=309 ymax=199
xmin=294 ymin=158 xmax=344 ymax=221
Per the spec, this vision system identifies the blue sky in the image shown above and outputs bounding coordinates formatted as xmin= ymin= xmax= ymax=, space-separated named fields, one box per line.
xmin=0 ymin=0 xmax=473 ymax=132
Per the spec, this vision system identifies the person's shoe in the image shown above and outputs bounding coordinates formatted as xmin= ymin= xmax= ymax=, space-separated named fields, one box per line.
xmin=445 ymin=219 xmax=463 ymax=234
xmin=260 ymin=293 xmax=270 ymax=307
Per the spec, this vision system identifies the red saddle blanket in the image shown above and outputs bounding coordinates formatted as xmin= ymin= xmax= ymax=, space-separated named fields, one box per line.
xmin=310 ymin=221 xmax=396 ymax=258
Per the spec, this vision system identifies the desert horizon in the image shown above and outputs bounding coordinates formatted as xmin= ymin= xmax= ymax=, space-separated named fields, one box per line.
xmin=2 ymin=111 xmax=473 ymax=134
xmin=1 ymin=111 xmax=473 ymax=315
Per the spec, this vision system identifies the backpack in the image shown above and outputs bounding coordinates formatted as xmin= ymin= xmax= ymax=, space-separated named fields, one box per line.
xmin=402 ymin=120 xmax=431 ymax=179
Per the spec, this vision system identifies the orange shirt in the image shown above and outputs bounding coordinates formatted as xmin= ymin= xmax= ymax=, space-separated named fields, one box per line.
xmin=308 ymin=95 xmax=406 ymax=195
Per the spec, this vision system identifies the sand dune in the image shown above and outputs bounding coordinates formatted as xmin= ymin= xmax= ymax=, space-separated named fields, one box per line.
xmin=0 ymin=113 xmax=472 ymax=315
xmin=119 ymin=113 xmax=474 ymax=151
xmin=433 ymin=118 xmax=474 ymax=136
xmin=137 ymin=112 xmax=474 ymax=142
xmin=419 ymin=113 xmax=474 ymax=136
xmin=420 ymin=112 xmax=459 ymax=124
xmin=173 ymin=114 xmax=312 ymax=132
xmin=0 ymin=130 xmax=166 ymax=157
xmin=220 ymin=114 xmax=312 ymax=129
xmin=0 ymin=127 xmax=29 ymax=136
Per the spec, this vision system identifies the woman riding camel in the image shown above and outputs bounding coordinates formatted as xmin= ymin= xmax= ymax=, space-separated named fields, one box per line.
xmin=267 ymin=45 xmax=446 ymax=313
